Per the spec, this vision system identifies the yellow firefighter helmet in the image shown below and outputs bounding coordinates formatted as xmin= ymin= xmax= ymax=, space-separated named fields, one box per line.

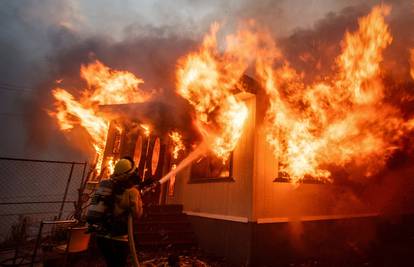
xmin=112 ymin=158 xmax=135 ymax=180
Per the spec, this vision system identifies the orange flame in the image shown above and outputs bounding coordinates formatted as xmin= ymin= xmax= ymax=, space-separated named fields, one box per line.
xmin=50 ymin=6 xmax=414 ymax=185
xmin=256 ymin=5 xmax=413 ymax=183
xmin=176 ymin=22 xmax=264 ymax=161
xmin=80 ymin=60 xmax=150 ymax=105
xmin=50 ymin=60 xmax=149 ymax=172
xmin=169 ymin=131 xmax=185 ymax=160
xmin=337 ymin=5 xmax=392 ymax=104
xmin=107 ymin=156 xmax=115 ymax=174
xmin=50 ymin=88 xmax=109 ymax=170
xmin=140 ymin=124 xmax=151 ymax=137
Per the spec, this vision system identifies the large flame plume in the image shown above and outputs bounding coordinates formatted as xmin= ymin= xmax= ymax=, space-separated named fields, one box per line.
xmin=176 ymin=22 xmax=262 ymax=161
xmin=50 ymin=5 xmax=414 ymax=185
xmin=49 ymin=60 xmax=151 ymax=172
xmin=256 ymin=5 xmax=414 ymax=183
xmin=167 ymin=131 xmax=186 ymax=194
xmin=170 ymin=131 xmax=185 ymax=160
xmin=80 ymin=60 xmax=150 ymax=105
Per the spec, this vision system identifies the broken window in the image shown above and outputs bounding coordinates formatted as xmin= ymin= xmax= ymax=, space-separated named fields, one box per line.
xmin=189 ymin=153 xmax=233 ymax=183
xmin=274 ymin=167 xmax=328 ymax=184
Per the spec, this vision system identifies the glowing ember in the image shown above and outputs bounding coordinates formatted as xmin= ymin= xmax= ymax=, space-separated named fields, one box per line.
xmin=176 ymin=22 xmax=258 ymax=161
xmin=140 ymin=124 xmax=151 ymax=137
xmin=50 ymin=60 xmax=149 ymax=172
xmin=256 ymin=5 xmax=413 ymax=183
xmin=107 ymin=156 xmax=115 ymax=174
xmin=169 ymin=131 xmax=185 ymax=160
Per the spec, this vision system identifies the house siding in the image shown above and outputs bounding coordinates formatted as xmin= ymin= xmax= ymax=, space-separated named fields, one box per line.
xmin=166 ymin=95 xmax=256 ymax=220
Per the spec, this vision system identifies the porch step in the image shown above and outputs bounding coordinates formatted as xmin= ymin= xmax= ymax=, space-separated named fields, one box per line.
xmin=135 ymin=205 xmax=197 ymax=249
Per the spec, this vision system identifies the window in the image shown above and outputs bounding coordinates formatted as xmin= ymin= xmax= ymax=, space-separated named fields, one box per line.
xmin=274 ymin=166 xmax=329 ymax=184
xmin=189 ymin=152 xmax=234 ymax=183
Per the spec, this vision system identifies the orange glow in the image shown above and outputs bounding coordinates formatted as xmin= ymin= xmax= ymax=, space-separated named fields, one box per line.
xmin=256 ymin=5 xmax=414 ymax=183
xmin=50 ymin=60 xmax=149 ymax=172
xmin=169 ymin=131 xmax=185 ymax=160
xmin=410 ymin=49 xmax=414 ymax=80
xmin=107 ymin=156 xmax=115 ymax=174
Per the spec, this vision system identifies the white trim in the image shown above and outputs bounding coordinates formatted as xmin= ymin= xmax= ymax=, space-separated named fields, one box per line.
xmin=184 ymin=210 xmax=249 ymax=223
xmin=257 ymin=212 xmax=380 ymax=224
xmin=183 ymin=211 xmax=380 ymax=224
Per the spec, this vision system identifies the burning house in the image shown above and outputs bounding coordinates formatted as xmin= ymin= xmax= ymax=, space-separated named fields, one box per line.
xmin=49 ymin=4 xmax=414 ymax=266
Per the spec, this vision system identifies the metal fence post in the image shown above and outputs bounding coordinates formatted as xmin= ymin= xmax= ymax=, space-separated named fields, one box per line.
xmin=58 ymin=163 xmax=74 ymax=220
xmin=80 ymin=161 xmax=87 ymax=188
xmin=31 ymin=221 xmax=44 ymax=267
xmin=0 ymin=157 xmax=89 ymax=254
xmin=12 ymin=217 xmax=27 ymax=265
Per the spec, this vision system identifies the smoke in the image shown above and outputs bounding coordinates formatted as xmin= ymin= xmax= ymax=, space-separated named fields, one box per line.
xmin=1 ymin=2 xmax=412 ymax=262
xmin=5 ymin=0 xmax=342 ymax=159
xmin=1 ymin=1 xmax=413 ymax=190
xmin=278 ymin=1 xmax=414 ymax=81
xmin=0 ymin=1 xmax=202 ymax=160
xmin=24 ymin=33 xmax=201 ymax=160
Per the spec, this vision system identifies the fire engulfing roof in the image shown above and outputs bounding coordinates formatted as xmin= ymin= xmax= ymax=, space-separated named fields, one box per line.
xmin=98 ymin=100 xmax=201 ymax=141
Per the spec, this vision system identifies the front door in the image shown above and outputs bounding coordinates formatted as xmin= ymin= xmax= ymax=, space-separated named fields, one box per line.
xmin=133 ymin=133 xmax=167 ymax=206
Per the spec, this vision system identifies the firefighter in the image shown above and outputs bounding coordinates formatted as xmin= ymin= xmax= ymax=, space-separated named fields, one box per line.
xmin=92 ymin=157 xmax=143 ymax=267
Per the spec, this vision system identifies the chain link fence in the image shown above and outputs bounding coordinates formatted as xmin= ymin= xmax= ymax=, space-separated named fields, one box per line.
xmin=0 ymin=157 xmax=88 ymax=251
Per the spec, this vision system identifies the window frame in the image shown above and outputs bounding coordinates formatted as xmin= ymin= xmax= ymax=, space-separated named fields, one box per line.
xmin=273 ymin=171 xmax=330 ymax=185
xmin=188 ymin=153 xmax=235 ymax=184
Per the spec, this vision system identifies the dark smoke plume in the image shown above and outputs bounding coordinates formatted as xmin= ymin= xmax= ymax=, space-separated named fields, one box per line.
xmin=2 ymin=1 xmax=414 ymax=200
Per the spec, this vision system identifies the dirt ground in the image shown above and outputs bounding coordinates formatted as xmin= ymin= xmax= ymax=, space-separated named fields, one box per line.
xmin=46 ymin=246 xmax=230 ymax=267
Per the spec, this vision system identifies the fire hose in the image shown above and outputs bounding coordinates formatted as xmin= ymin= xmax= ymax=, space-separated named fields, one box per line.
xmin=128 ymin=213 xmax=140 ymax=267
xmin=127 ymin=182 xmax=160 ymax=267
xmin=128 ymin=143 xmax=206 ymax=267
